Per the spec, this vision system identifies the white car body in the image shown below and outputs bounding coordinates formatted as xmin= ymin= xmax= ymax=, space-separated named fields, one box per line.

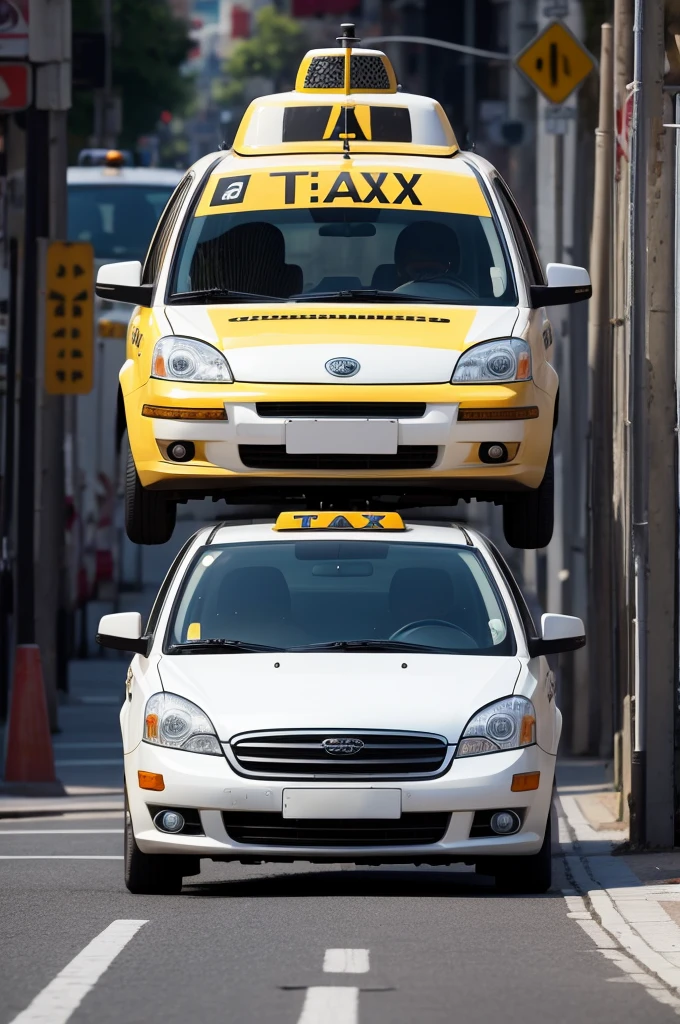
xmin=108 ymin=519 xmax=573 ymax=868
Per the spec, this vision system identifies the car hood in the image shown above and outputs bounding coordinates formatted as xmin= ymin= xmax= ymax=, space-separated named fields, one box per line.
xmin=164 ymin=303 xmax=520 ymax=384
xmin=157 ymin=652 xmax=522 ymax=744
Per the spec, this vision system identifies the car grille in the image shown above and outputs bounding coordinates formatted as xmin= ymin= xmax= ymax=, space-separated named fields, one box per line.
xmin=255 ymin=402 xmax=426 ymax=418
xmin=221 ymin=811 xmax=450 ymax=847
xmin=226 ymin=730 xmax=451 ymax=780
xmin=238 ymin=445 xmax=437 ymax=470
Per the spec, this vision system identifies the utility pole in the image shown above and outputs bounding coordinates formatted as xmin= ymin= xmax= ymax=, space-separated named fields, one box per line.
xmin=628 ymin=0 xmax=676 ymax=846
xmin=10 ymin=0 xmax=72 ymax=734
xmin=586 ymin=23 xmax=614 ymax=757
xmin=611 ymin=0 xmax=633 ymax=823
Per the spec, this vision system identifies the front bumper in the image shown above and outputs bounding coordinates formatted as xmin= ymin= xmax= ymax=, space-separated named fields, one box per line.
xmin=125 ymin=379 xmax=555 ymax=493
xmin=126 ymin=742 xmax=555 ymax=861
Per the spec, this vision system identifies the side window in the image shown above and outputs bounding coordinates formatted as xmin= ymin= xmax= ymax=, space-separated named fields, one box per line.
xmin=493 ymin=177 xmax=545 ymax=286
xmin=142 ymin=173 xmax=194 ymax=285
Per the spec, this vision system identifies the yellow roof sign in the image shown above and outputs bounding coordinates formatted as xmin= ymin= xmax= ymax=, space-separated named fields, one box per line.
xmin=515 ymin=21 xmax=595 ymax=106
xmin=274 ymin=511 xmax=405 ymax=531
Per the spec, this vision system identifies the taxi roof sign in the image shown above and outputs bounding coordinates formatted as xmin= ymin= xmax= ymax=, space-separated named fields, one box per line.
xmin=274 ymin=511 xmax=406 ymax=532
xmin=515 ymin=21 xmax=595 ymax=106
xmin=232 ymin=23 xmax=457 ymax=158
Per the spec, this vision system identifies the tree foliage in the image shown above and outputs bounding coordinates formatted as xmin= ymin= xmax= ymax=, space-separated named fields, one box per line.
xmin=70 ymin=0 xmax=194 ymax=152
xmin=216 ymin=6 xmax=308 ymax=107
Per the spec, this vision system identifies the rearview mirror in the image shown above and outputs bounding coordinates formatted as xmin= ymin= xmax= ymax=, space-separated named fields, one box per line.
xmin=529 ymin=263 xmax=592 ymax=308
xmin=96 ymin=612 xmax=150 ymax=656
xmin=527 ymin=612 xmax=586 ymax=657
xmin=95 ymin=261 xmax=153 ymax=306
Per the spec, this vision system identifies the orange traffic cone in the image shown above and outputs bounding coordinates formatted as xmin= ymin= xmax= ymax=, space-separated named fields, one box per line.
xmin=4 ymin=645 xmax=57 ymax=783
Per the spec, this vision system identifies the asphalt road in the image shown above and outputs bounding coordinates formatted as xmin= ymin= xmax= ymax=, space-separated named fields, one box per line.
xmin=1 ymin=817 xmax=677 ymax=1024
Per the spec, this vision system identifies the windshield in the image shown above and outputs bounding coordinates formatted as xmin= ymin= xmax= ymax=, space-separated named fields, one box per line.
xmin=68 ymin=184 xmax=174 ymax=261
xmin=171 ymin=171 xmax=516 ymax=305
xmin=165 ymin=541 xmax=515 ymax=655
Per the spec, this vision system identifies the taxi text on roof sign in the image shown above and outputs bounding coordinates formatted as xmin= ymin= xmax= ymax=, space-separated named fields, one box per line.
xmin=196 ymin=168 xmax=489 ymax=218
xmin=274 ymin=511 xmax=406 ymax=531
xmin=515 ymin=20 xmax=595 ymax=106
xmin=44 ymin=241 xmax=94 ymax=395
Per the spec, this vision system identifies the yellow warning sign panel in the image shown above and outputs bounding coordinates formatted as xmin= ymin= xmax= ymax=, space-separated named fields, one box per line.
xmin=45 ymin=241 xmax=94 ymax=395
xmin=515 ymin=20 xmax=595 ymax=106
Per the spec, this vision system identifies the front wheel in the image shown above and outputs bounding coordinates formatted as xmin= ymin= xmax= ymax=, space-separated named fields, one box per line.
xmin=125 ymin=442 xmax=176 ymax=546
xmin=502 ymin=444 xmax=554 ymax=549
xmin=488 ymin=814 xmax=552 ymax=895
xmin=124 ymin=791 xmax=188 ymax=895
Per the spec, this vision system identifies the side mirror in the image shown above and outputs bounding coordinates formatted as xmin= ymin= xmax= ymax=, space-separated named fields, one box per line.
xmin=96 ymin=612 xmax=150 ymax=656
xmin=529 ymin=263 xmax=592 ymax=308
xmin=95 ymin=261 xmax=153 ymax=306
xmin=527 ymin=612 xmax=586 ymax=657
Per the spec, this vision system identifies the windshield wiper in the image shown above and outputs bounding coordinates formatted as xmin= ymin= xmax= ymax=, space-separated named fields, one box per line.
xmin=293 ymin=289 xmax=456 ymax=304
xmin=167 ymin=639 xmax=280 ymax=654
xmin=169 ymin=288 xmax=286 ymax=304
xmin=287 ymin=639 xmax=448 ymax=653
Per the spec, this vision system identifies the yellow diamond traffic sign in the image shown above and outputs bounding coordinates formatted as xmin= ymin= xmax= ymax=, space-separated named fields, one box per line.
xmin=515 ymin=20 xmax=595 ymax=106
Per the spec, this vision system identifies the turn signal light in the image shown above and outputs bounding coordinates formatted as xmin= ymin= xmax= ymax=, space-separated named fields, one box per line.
xmin=458 ymin=406 xmax=539 ymax=421
xmin=145 ymin=713 xmax=159 ymax=740
xmin=511 ymin=771 xmax=540 ymax=792
xmin=142 ymin=404 xmax=227 ymax=420
xmin=519 ymin=713 xmax=536 ymax=746
xmin=138 ymin=770 xmax=165 ymax=792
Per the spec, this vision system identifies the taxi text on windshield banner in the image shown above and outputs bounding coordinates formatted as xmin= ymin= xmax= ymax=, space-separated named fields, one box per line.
xmin=195 ymin=169 xmax=490 ymax=218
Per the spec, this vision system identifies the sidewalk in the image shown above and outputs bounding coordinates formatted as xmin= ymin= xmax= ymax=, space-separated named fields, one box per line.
xmin=555 ymin=758 xmax=680 ymax=1007
xmin=0 ymin=658 xmax=126 ymax=818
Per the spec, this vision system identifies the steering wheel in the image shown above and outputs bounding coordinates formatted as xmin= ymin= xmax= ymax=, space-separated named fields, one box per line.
xmin=389 ymin=618 xmax=477 ymax=644
xmin=396 ymin=275 xmax=477 ymax=298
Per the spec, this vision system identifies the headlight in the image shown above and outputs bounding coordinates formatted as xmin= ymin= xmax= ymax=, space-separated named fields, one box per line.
xmin=151 ymin=336 xmax=233 ymax=383
xmin=143 ymin=692 xmax=222 ymax=755
xmin=456 ymin=696 xmax=535 ymax=757
xmin=452 ymin=339 xmax=531 ymax=383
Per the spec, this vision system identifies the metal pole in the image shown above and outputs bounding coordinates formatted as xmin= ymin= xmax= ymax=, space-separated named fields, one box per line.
xmin=629 ymin=0 xmax=648 ymax=846
xmin=464 ymin=0 xmax=475 ymax=142
xmin=15 ymin=107 xmax=49 ymax=645
xmin=587 ymin=24 xmax=615 ymax=755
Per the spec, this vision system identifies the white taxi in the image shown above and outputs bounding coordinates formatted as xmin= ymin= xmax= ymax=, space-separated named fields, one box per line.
xmin=97 ymin=512 xmax=585 ymax=895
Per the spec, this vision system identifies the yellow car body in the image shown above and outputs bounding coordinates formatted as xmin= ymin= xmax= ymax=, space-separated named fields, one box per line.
xmin=98 ymin=42 xmax=590 ymax=547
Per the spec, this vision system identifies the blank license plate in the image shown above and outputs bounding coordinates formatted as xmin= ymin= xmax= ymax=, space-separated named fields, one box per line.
xmin=285 ymin=419 xmax=398 ymax=455
xmin=282 ymin=789 xmax=402 ymax=819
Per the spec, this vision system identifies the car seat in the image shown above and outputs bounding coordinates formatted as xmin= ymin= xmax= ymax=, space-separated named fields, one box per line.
xmin=388 ymin=566 xmax=490 ymax=646
xmin=203 ymin=566 xmax=306 ymax=646
xmin=190 ymin=222 xmax=303 ymax=297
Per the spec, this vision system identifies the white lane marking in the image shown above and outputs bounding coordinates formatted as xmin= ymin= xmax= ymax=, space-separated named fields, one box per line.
xmin=8 ymin=919 xmax=147 ymax=1024
xmin=297 ymin=988 xmax=358 ymax=1024
xmin=0 ymin=830 xmax=122 ymax=835
xmin=0 ymin=855 xmax=123 ymax=860
xmin=54 ymin=760 xmax=122 ymax=767
xmin=323 ymin=949 xmax=370 ymax=974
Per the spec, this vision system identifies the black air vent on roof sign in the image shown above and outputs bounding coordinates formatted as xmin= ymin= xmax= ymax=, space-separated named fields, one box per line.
xmin=304 ymin=56 xmax=345 ymax=90
xmin=350 ymin=56 xmax=390 ymax=90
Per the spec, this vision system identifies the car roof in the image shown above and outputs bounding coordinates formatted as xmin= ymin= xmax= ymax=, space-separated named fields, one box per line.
xmin=67 ymin=167 xmax=184 ymax=186
xmin=199 ymin=519 xmax=481 ymax=549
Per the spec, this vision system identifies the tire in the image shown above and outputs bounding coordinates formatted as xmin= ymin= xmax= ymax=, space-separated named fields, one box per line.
xmin=124 ymin=790 xmax=186 ymax=895
xmin=502 ymin=443 xmax=554 ymax=550
xmin=125 ymin=443 xmax=176 ymax=546
xmin=490 ymin=813 xmax=552 ymax=895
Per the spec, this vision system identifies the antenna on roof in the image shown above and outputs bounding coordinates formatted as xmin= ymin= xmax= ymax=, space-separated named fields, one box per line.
xmin=337 ymin=23 xmax=360 ymax=160
xmin=336 ymin=22 xmax=360 ymax=47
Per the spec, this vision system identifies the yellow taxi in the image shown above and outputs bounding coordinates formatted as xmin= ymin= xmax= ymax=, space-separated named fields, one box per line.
xmin=96 ymin=25 xmax=590 ymax=549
